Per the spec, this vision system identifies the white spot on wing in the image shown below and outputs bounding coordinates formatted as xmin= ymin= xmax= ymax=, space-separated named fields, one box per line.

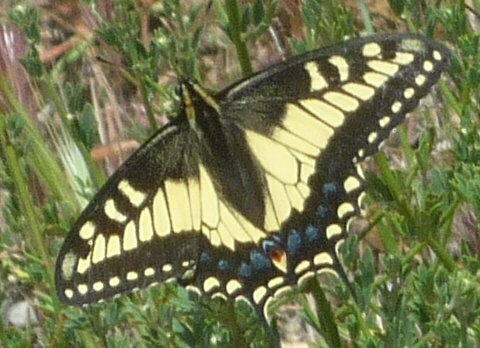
xmin=79 ymin=221 xmax=95 ymax=240
xmin=323 ymin=92 xmax=359 ymax=112
xmin=415 ymin=74 xmax=426 ymax=86
xmin=313 ymin=252 xmax=334 ymax=265
xmin=104 ymin=199 xmax=127 ymax=223
xmin=203 ymin=277 xmax=220 ymax=292
xmin=379 ymin=116 xmax=391 ymax=128
xmin=362 ymin=42 xmax=381 ymax=57
xmin=367 ymin=60 xmax=399 ymax=76
xmin=423 ymin=60 xmax=433 ymax=72
xmin=328 ymin=55 xmax=349 ymax=81
xmin=400 ymin=39 xmax=424 ymax=52
xmin=403 ymin=88 xmax=415 ymax=99
xmin=78 ymin=284 xmax=88 ymax=295
xmin=337 ymin=202 xmax=355 ymax=219
xmin=326 ymin=224 xmax=342 ymax=239
xmin=64 ymin=289 xmax=74 ymax=299
xmin=106 ymin=235 xmax=121 ymax=258
xmin=61 ymin=252 xmax=77 ymax=280
xmin=342 ymin=83 xmax=375 ymax=101
xmin=267 ymin=277 xmax=284 ymax=288
xmin=304 ymin=61 xmax=328 ymax=91
xmin=92 ymin=234 xmax=106 ymax=264
xmin=392 ymin=52 xmax=414 ymax=65
xmin=123 ymin=221 xmax=137 ymax=251
xmin=391 ymin=101 xmax=402 ymax=113
xmin=127 ymin=271 xmax=138 ymax=281
xmin=109 ymin=276 xmax=120 ymax=287
xmin=253 ymin=286 xmax=267 ymax=304
xmin=344 ymin=176 xmax=361 ymax=193
xmin=294 ymin=260 xmax=310 ymax=274
xmin=226 ymin=280 xmax=242 ymax=294
xmin=118 ymin=180 xmax=146 ymax=207
xmin=93 ymin=281 xmax=104 ymax=291
xmin=363 ymin=72 xmax=389 ymax=87
xmin=76 ymin=253 xmax=91 ymax=274
xmin=139 ymin=208 xmax=154 ymax=242
xmin=144 ymin=267 xmax=155 ymax=277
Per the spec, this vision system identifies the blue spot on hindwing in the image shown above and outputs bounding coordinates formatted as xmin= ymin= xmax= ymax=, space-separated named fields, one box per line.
xmin=199 ymin=252 xmax=210 ymax=264
xmin=306 ymin=225 xmax=320 ymax=242
xmin=262 ymin=238 xmax=282 ymax=253
xmin=218 ymin=260 xmax=230 ymax=272
xmin=323 ymin=182 xmax=337 ymax=200
xmin=238 ymin=262 xmax=252 ymax=279
xmin=250 ymin=251 xmax=272 ymax=270
xmin=316 ymin=205 xmax=328 ymax=220
xmin=287 ymin=230 xmax=302 ymax=253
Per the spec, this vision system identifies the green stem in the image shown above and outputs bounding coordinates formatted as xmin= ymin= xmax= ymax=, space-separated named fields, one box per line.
xmin=77 ymin=140 xmax=105 ymax=189
xmin=307 ymin=278 xmax=341 ymax=348
xmin=375 ymin=152 xmax=415 ymax=223
xmin=139 ymin=77 xmax=158 ymax=130
xmin=0 ymin=73 xmax=76 ymax=206
xmin=403 ymin=241 xmax=425 ymax=266
xmin=223 ymin=301 xmax=248 ymax=348
xmin=398 ymin=126 xmax=416 ymax=170
xmin=426 ymin=235 xmax=456 ymax=272
xmin=224 ymin=0 xmax=253 ymax=76
xmin=44 ymin=75 xmax=104 ymax=191
xmin=439 ymin=79 xmax=461 ymax=116
xmin=358 ymin=0 xmax=375 ymax=34
xmin=0 ymin=116 xmax=50 ymax=266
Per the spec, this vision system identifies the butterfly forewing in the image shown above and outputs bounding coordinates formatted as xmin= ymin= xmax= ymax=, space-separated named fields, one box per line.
xmin=55 ymin=124 xmax=205 ymax=304
xmin=55 ymin=34 xmax=450 ymax=322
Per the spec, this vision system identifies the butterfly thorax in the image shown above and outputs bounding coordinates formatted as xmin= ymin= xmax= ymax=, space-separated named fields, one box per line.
xmin=181 ymin=81 xmax=266 ymax=228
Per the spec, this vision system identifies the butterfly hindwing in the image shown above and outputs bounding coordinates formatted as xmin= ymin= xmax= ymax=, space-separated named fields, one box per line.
xmin=55 ymin=34 xmax=450 ymax=323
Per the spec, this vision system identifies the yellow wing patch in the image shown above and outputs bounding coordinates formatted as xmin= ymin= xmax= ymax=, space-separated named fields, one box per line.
xmin=105 ymin=164 xmax=266 ymax=252
xmin=246 ymin=127 xmax=322 ymax=230
xmin=165 ymin=179 xmax=193 ymax=233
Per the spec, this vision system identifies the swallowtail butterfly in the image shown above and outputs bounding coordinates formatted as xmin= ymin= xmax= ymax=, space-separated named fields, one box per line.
xmin=55 ymin=34 xmax=450 ymax=326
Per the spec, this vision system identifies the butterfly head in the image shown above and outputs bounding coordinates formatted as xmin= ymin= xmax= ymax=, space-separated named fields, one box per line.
xmin=177 ymin=80 xmax=221 ymax=127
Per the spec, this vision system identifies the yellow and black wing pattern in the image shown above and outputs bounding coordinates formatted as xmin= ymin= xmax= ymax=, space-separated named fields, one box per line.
xmin=55 ymin=34 xmax=450 ymax=322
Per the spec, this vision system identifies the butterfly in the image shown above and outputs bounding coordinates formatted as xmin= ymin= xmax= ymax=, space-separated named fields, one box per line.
xmin=55 ymin=34 xmax=450 ymax=326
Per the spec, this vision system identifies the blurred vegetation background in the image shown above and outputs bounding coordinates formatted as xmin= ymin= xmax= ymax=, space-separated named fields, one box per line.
xmin=0 ymin=0 xmax=479 ymax=347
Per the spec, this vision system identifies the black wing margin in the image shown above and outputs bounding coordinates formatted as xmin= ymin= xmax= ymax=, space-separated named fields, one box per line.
xmin=55 ymin=122 xmax=203 ymax=305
